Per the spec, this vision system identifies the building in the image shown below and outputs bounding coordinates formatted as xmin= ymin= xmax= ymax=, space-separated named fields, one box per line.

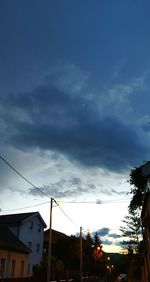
xmin=44 ymin=228 xmax=68 ymax=256
xmin=44 ymin=229 xmax=68 ymax=244
xmin=0 ymin=212 xmax=47 ymax=275
xmin=44 ymin=228 xmax=68 ymax=248
xmin=0 ymin=225 xmax=29 ymax=278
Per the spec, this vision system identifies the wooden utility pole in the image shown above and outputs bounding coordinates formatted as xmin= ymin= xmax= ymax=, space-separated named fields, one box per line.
xmin=47 ymin=198 xmax=53 ymax=282
xmin=80 ymin=226 xmax=82 ymax=282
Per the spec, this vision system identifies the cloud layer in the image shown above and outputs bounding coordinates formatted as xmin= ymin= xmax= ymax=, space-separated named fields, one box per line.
xmin=0 ymin=71 xmax=148 ymax=174
xmin=93 ymin=227 xmax=122 ymax=247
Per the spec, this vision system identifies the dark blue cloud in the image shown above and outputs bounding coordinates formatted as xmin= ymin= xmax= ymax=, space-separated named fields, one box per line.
xmin=1 ymin=0 xmax=150 ymax=91
xmin=102 ymin=239 xmax=113 ymax=246
xmin=108 ymin=233 xmax=121 ymax=239
xmin=0 ymin=82 xmax=148 ymax=172
xmin=0 ymin=1 xmax=150 ymax=174
xmin=29 ymin=177 xmax=95 ymax=199
xmin=95 ymin=228 xmax=110 ymax=237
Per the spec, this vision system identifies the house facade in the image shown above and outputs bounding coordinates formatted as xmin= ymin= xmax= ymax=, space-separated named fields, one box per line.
xmin=0 ymin=212 xmax=47 ymax=275
xmin=0 ymin=225 xmax=29 ymax=278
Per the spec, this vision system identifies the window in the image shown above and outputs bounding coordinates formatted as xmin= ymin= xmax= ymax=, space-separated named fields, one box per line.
xmin=36 ymin=243 xmax=40 ymax=252
xmin=0 ymin=259 xmax=5 ymax=278
xmin=28 ymin=241 xmax=32 ymax=251
xmin=20 ymin=261 xmax=24 ymax=277
xmin=11 ymin=260 xmax=16 ymax=277
xmin=29 ymin=221 xmax=33 ymax=229
xmin=38 ymin=223 xmax=41 ymax=232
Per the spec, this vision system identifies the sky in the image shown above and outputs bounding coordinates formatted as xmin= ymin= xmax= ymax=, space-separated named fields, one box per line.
xmin=0 ymin=0 xmax=150 ymax=253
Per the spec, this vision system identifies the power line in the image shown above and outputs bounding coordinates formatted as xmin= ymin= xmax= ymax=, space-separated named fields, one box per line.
xmin=0 ymin=200 xmax=51 ymax=213
xmin=0 ymin=197 xmax=130 ymax=215
xmin=0 ymin=154 xmax=51 ymax=198
xmin=0 ymin=154 xmax=129 ymax=233
xmin=0 ymin=154 xmax=80 ymax=227
xmin=60 ymin=198 xmax=130 ymax=205
xmin=0 ymin=155 xmax=130 ymax=206
xmin=57 ymin=203 xmax=79 ymax=227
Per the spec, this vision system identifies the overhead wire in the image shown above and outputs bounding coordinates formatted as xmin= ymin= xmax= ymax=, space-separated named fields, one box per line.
xmin=57 ymin=203 xmax=79 ymax=227
xmin=0 ymin=154 xmax=129 ymax=232
xmin=0 ymin=200 xmax=51 ymax=213
xmin=0 ymin=198 xmax=130 ymax=215
xmin=0 ymin=154 xmax=80 ymax=227
xmin=60 ymin=198 xmax=130 ymax=205
xmin=0 ymin=154 xmax=51 ymax=199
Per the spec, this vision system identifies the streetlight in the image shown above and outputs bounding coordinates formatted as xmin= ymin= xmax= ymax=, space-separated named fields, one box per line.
xmin=94 ymin=246 xmax=102 ymax=277
xmin=106 ymin=257 xmax=114 ymax=282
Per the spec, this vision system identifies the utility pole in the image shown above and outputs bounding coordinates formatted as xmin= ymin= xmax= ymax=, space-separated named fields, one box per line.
xmin=80 ymin=226 xmax=82 ymax=282
xmin=47 ymin=197 xmax=53 ymax=282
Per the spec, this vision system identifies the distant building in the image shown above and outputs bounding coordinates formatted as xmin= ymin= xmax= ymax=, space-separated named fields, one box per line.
xmin=0 ymin=212 xmax=47 ymax=275
xmin=44 ymin=228 xmax=68 ymax=256
xmin=44 ymin=228 xmax=68 ymax=243
xmin=0 ymin=225 xmax=29 ymax=278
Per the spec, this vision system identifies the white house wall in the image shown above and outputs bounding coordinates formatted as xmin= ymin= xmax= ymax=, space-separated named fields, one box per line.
xmin=18 ymin=216 xmax=44 ymax=273
xmin=8 ymin=214 xmax=45 ymax=275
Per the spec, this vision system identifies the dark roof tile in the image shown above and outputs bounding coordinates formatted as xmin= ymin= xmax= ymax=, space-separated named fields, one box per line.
xmin=0 ymin=225 xmax=30 ymax=253
xmin=0 ymin=212 xmax=36 ymax=224
xmin=44 ymin=229 xmax=68 ymax=243
xmin=0 ymin=212 xmax=47 ymax=228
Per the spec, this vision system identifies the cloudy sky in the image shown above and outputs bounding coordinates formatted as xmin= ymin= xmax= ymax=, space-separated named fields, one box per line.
xmin=0 ymin=0 xmax=150 ymax=252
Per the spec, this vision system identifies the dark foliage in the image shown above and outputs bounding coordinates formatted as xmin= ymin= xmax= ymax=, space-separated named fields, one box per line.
xmin=54 ymin=235 xmax=80 ymax=270
xmin=120 ymin=209 xmax=142 ymax=254
xmin=129 ymin=162 xmax=149 ymax=211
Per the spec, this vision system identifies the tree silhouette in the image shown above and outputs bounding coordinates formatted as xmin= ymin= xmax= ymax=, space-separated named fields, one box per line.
xmin=129 ymin=161 xmax=149 ymax=212
xmin=120 ymin=209 xmax=142 ymax=254
xmin=93 ymin=232 xmax=102 ymax=249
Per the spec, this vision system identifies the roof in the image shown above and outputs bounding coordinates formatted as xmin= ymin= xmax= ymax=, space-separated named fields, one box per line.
xmin=0 ymin=212 xmax=47 ymax=228
xmin=0 ymin=225 xmax=30 ymax=254
xmin=44 ymin=229 xmax=68 ymax=243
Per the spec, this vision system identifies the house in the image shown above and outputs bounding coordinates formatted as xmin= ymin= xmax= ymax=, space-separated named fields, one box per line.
xmin=141 ymin=190 xmax=150 ymax=282
xmin=0 ymin=212 xmax=47 ymax=275
xmin=44 ymin=228 xmax=68 ymax=256
xmin=0 ymin=225 xmax=30 ymax=278
xmin=44 ymin=228 xmax=68 ymax=244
